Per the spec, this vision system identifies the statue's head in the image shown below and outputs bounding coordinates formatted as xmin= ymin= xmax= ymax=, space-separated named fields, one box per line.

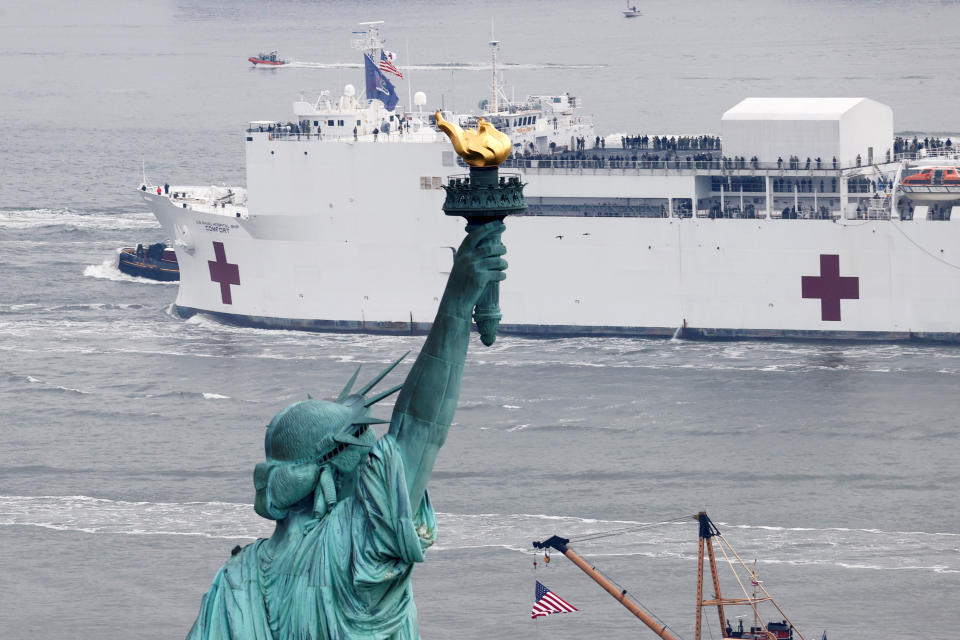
xmin=253 ymin=354 xmax=407 ymax=521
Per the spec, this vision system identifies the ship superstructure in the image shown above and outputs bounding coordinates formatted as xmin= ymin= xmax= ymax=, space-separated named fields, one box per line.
xmin=140 ymin=24 xmax=960 ymax=342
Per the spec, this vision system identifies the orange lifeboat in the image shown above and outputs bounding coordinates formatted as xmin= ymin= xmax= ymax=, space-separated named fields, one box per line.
xmin=900 ymin=167 xmax=960 ymax=202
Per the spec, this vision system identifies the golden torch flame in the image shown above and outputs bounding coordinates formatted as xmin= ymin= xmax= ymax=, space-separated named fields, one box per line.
xmin=435 ymin=110 xmax=512 ymax=167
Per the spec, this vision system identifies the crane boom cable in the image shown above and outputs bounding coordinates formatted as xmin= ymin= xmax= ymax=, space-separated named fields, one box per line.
xmin=714 ymin=535 xmax=768 ymax=636
xmin=570 ymin=513 xmax=696 ymax=543
xmin=716 ymin=534 xmax=806 ymax=640
xmin=586 ymin=561 xmax=679 ymax=637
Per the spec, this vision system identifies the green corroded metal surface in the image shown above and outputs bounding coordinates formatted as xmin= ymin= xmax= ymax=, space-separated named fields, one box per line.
xmin=441 ymin=167 xmax=527 ymax=219
xmin=442 ymin=166 xmax=526 ymax=346
xmin=186 ymin=224 xmax=507 ymax=640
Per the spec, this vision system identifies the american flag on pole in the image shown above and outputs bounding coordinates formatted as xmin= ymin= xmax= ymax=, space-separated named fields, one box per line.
xmin=531 ymin=581 xmax=578 ymax=619
xmin=379 ymin=50 xmax=403 ymax=79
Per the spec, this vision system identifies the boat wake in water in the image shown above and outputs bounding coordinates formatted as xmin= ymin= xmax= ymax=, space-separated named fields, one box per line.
xmin=284 ymin=60 xmax=605 ymax=70
xmin=83 ymin=257 xmax=177 ymax=286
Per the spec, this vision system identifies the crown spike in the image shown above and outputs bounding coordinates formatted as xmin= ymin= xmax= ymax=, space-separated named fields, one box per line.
xmin=337 ymin=366 xmax=362 ymax=402
xmin=363 ymin=383 xmax=403 ymax=407
xmin=357 ymin=351 xmax=410 ymax=396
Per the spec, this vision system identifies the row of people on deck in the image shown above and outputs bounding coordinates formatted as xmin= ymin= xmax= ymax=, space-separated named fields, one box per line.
xmin=620 ymin=135 xmax=721 ymax=151
xmin=894 ymin=136 xmax=953 ymax=154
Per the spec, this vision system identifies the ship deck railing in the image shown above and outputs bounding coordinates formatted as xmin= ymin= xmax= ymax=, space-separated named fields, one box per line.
xmin=248 ymin=127 xmax=441 ymax=144
xmin=899 ymin=185 xmax=960 ymax=195
xmin=895 ymin=148 xmax=960 ymax=162
xmin=492 ymin=157 xmax=869 ymax=173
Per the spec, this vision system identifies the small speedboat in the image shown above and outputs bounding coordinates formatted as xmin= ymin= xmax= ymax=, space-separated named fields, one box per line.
xmin=249 ymin=50 xmax=288 ymax=66
xmin=623 ymin=3 xmax=641 ymax=17
xmin=117 ymin=243 xmax=179 ymax=281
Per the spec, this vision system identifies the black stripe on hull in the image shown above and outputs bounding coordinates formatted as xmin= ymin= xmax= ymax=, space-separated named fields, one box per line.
xmin=173 ymin=306 xmax=960 ymax=344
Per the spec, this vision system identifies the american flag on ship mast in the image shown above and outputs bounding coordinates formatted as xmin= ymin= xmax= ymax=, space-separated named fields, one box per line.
xmin=379 ymin=50 xmax=403 ymax=78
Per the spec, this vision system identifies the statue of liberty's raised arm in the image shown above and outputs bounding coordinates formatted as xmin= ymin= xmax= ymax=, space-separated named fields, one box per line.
xmin=186 ymin=222 xmax=507 ymax=640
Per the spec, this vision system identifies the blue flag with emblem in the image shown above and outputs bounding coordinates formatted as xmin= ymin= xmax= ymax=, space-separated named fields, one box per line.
xmin=364 ymin=53 xmax=399 ymax=111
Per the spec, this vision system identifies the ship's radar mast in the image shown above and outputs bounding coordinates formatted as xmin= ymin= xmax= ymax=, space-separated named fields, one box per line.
xmin=351 ymin=20 xmax=385 ymax=60
xmin=489 ymin=35 xmax=499 ymax=115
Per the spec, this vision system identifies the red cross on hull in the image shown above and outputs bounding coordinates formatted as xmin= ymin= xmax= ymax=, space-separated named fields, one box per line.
xmin=801 ymin=254 xmax=859 ymax=321
xmin=208 ymin=241 xmax=241 ymax=305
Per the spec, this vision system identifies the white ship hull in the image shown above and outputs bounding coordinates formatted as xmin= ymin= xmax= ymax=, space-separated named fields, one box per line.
xmin=142 ymin=136 xmax=960 ymax=342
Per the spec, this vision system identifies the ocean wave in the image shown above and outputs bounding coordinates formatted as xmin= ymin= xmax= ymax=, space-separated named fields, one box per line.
xmin=1 ymin=496 xmax=952 ymax=574
xmin=22 ymin=374 xmax=91 ymax=395
xmin=0 ymin=208 xmax=159 ymax=231
xmin=467 ymin=336 xmax=959 ymax=375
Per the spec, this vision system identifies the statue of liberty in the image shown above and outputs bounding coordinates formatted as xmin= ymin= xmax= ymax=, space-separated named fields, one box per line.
xmin=186 ymin=222 xmax=507 ymax=639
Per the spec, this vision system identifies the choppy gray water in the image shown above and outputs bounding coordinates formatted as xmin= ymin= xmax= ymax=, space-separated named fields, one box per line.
xmin=1 ymin=1 xmax=959 ymax=638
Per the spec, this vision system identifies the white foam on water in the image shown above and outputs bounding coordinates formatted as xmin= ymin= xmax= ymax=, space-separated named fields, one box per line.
xmin=0 ymin=495 xmax=954 ymax=573
xmin=0 ymin=208 xmax=159 ymax=231
xmin=202 ymin=392 xmax=230 ymax=400
xmin=83 ymin=257 xmax=177 ymax=285
xmin=2 ymin=303 xmax=40 ymax=311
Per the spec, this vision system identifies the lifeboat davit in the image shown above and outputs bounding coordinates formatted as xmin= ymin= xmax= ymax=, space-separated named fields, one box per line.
xmin=899 ymin=166 xmax=960 ymax=202
xmin=249 ymin=51 xmax=288 ymax=66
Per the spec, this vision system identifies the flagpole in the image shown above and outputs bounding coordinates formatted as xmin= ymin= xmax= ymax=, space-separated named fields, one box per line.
xmin=405 ymin=37 xmax=412 ymax=116
xmin=534 ymin=554 xmax=539 ymax=640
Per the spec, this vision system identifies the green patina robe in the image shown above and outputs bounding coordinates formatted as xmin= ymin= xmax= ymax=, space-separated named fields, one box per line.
xmin=187 ymin=435 xmax=437 ymax=640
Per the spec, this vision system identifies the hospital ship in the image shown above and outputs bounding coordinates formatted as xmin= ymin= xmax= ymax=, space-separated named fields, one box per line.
xmin=140 ymin=23 xmax=960 ymax=342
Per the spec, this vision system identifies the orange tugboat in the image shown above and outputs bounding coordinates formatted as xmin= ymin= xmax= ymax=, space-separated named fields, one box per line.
xmin=534 ymin=513 xmax=814 ymax=640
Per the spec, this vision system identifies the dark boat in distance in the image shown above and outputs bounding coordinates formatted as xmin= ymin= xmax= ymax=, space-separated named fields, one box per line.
xmin=249 ymin=50 xmax=288 ymax=66
xmin=117 ymin=243 xmax=179 ymax=281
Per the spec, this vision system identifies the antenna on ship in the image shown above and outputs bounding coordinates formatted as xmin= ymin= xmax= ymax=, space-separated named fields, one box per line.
xmin=352 ymin=20 xmax=384 ymax=104
xmin=489 ymin=19 xmax=499 ymax=115
xmin=352 ymin=20 xmax=384 ymax=60
xmin=406 ymin=37 xmax=413 ymax=117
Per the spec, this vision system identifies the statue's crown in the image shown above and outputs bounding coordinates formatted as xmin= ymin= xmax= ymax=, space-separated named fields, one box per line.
xmin=265 ymin=352 xmax=409 ymax=464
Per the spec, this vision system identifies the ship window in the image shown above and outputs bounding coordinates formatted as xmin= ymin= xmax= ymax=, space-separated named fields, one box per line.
xmin=533 ymin=116 xmax=537 ymax=123
xmin=389 ymin=115 xmax=394 ymax=121
xmin=553 ymin=97 xmax=561 ymax=103
xmin=338 ymin=120 xmax=344 ymax=126
xmin=356 ymin=120 xmax=361 ymax=126
xmin=314 ymin=121 xmax=319 ymax=126
xmin=327 ymin=120 xmax=335 ymax=126
xmin=432 ymin=177 xmax=442 ymax=189
xmin=420 ymin=177 xmax=430 ymax=189
xmin=246 ymin=136 xmax=253 ymax=141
